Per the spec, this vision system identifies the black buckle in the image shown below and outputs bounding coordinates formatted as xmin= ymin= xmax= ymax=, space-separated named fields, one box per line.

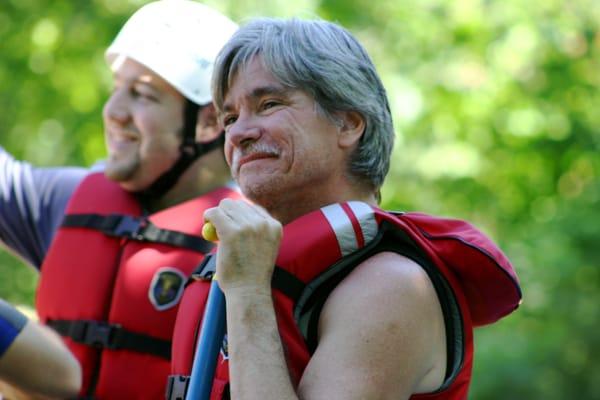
xmin=166 ymin=375 xmax=190 ymax=400
xmin=112 ymin=215 xmax=148 ymax=240
xmin=190 ymin=254 xmax=216 ymax=282
xmin=69 ymin=321 xmax=121 ymax=349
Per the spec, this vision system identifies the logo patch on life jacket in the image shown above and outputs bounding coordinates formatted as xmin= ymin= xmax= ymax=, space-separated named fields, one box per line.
xmin=148 ymin=267 xmax=186 ymax=311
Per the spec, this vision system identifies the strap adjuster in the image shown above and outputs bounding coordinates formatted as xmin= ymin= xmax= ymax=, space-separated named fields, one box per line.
xmin=166 ymin=375 xmax=190 ymax=400
xmin=190 ymin=254 xmax=216 ymax=282
xmin=66 ymin=320 xmax=121 ymax=349
xmin=84 ymin=321 xmax=120 ymax=349
xmin=112 ymin=215 xmax=147 ymax=240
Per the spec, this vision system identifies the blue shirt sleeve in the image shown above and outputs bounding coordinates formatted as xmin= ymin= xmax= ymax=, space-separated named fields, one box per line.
xmin=0 ymin=298 xmax=28 ymax=358
xmin=0 ymin=146 xmax=89 ymax=269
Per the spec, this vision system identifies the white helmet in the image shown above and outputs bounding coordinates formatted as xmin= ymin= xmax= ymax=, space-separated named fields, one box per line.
xmin=105 ymin=0 xmax=238 ymax=105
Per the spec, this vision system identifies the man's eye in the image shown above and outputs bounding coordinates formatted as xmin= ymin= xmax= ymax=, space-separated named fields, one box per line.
xmin=130 ymin=87 xmax=157 ymax=102
xmin=262 ymin=100 xmax=279 ymax=110
xmin=223 ymin=115 xmax=237 ymax=127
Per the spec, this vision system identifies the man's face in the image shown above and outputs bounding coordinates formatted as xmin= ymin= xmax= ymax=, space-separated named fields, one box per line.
xmin=221 ymin=57 xmax=347 ymax=212
xmin=103 ymin=57 xmax=184 ymax=192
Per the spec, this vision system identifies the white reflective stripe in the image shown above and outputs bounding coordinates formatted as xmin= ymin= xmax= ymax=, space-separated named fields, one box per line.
xmin=320 ymin=203 xmax=358 ymax=257
xmin=347 ymin=201 xmax=378 ymax=246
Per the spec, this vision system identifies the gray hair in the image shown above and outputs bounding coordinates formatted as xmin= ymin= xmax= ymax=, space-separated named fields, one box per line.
xmin=212 ymin=18 xmax=394 ymax=192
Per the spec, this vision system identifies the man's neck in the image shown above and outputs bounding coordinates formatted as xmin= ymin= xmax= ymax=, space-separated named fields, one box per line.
xmin=266 ymin=186 xmax=377 ymax=225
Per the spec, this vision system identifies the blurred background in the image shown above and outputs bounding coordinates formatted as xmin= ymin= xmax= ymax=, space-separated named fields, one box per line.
xmin=0 ymin=0 xmax=598 ymax=398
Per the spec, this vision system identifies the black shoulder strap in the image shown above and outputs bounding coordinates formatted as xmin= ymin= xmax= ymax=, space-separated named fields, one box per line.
xmin=62 ymin=213 xmax=214 ymax=253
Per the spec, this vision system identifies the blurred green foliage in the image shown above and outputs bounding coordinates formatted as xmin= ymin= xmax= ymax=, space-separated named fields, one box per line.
xmin=0 ymin=0 xmax=598 ymax=398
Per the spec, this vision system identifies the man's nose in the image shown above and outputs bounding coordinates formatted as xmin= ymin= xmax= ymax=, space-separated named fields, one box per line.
xmin=225 ymin=113 xmax=262 ymax=148
xmin=103 ymin=88 xmax=130 ymax=125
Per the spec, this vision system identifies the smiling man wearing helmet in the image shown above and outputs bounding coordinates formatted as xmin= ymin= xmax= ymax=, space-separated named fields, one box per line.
xmin=0 ymin=1 xmax=239 ymax=399
xmin=102 ymin=0 xmax=237 ymax=206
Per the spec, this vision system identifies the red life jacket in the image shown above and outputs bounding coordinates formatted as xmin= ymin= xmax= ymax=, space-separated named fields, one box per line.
xmin=168 ymin=201 xmax=521 ymax=400
xmin=36 ymin=172 xmax=240 ymax=400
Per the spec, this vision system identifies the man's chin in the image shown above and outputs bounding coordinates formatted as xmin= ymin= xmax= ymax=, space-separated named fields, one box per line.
xmin=104 ymin=173 xmax=140 ymax=193
xmin=104 ymin=160 xmax=136 ymax=181
xmin=239 ymin=179 xmax=280 ymax=206
xmin=104 ymin=169 xmax=125 ymax=182
xmin=104 ymin=166 xmax=138 ymax=189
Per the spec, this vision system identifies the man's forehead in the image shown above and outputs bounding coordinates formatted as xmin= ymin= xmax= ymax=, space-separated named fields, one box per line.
xmin=113 ymin=70 xmax=154 ymax=85
xmin=222 ymin=68 xmax=291 ymax=111
xmin=112 ymin=59 xmax=150 ymax=78
xmin=111 ymin=56 xmax=169 ymax=87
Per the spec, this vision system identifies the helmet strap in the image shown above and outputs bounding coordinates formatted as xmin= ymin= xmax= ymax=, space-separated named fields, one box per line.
xmin=136 ymin=100 xmax=224 ymax=203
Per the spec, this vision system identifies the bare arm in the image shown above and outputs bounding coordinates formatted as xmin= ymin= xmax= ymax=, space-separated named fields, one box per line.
xmin=205 ymin=200 xmax=446 ymax=399
xmin=225 ymin=289 xmax=298 ymax=399
xmin=0 ymin=306 xmax=81 ymax=398
xmin=205 ymin=199 xmax=297 ymax=399
xmin=297 ymin=252 xmax=447 ymax=399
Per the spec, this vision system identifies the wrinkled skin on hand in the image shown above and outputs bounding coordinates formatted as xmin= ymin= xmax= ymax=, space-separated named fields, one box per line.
xmin=203 ymin=199 xmax=282 ymax=294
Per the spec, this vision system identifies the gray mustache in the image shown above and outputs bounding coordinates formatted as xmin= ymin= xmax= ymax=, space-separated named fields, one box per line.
xmin=239 ymin=142 xmax=280 ymax=158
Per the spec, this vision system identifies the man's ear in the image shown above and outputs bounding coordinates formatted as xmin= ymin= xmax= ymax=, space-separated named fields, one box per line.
xmin=195 ymin=103 xmax=222 ymax=143
xmin=337 ymin=111 xmax=366 ymax=149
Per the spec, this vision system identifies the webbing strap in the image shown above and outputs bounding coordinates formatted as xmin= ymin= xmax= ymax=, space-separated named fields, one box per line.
xmin=187 ymin=255 xmax=306 ymax=301
xmin=62 ymin=213 xmax=213 ymax=253
xmin=271 ymin=267 xmax=305 ymax=302
xmin=48 ymin=319 xmax=171 ymax=360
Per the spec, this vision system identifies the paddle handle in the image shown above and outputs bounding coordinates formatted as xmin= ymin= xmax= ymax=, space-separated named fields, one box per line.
xmin=186 ymin=273 xmax=226 ymax=400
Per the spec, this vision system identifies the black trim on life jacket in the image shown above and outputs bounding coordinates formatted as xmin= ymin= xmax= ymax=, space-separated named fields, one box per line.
xmin=272 ymin=220 xmax=464 ymax=389
xmin=47 ymin=319 xmax=171 ymax=360
xmin=62 ymin=214 xmax=214 ymax=253
xmin=271 ymin=268 xmax=306 ymax=301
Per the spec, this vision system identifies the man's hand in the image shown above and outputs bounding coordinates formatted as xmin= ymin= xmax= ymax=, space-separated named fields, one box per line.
xmin=203 ymin=199 xmax=282 ymax=294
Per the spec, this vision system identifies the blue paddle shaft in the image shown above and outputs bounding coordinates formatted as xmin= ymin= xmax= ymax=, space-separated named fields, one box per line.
xmin=186 ymin=278 xmax=226 ymax=400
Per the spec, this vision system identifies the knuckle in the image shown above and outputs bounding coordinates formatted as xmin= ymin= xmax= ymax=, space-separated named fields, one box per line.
xmin=203 ymin=208 xmax=216 ymax=219
xmin=220 ymin=198 xmax=234 ymax=207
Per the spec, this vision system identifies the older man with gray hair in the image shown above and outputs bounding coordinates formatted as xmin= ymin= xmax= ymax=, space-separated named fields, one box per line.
xmin=171 ymin=17 xmax=521 ymax=400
